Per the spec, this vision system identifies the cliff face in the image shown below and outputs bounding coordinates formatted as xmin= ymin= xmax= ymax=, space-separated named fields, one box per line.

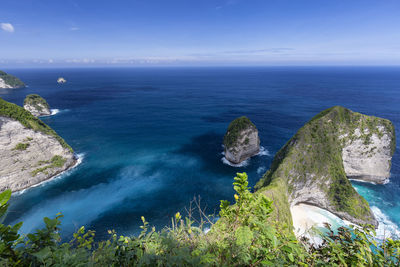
xmin=0 ymin=71 xmax=25 ymax=89
xmin=255 ymin=106 xmax=395 ymax=227
xmin=24 ymin=94 xmax=51 ymax=117
xmin=0 ymin=98 xmax=75 ymax=192
xmin=341 ymin=126 xmax=394 ymax=184
xmin=223 ymin=116 xmax=260 ymax=164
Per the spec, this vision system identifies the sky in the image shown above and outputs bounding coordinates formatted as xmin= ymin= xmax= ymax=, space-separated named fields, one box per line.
xmin=0 ymin=0 xmax=400 ymax=67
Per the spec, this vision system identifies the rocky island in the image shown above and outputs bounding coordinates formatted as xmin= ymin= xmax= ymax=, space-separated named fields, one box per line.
xmin=24 ymin=94 xmax=51 ymax=117
xmin=0 ymin=98 xmax=76 ymax=192
xmin=0 ymin=70 xmax=25 ymax=89
xmin=255 ymin=106 xmax=395 ymax=228
xmin=223 ymin=116 xmax=260 ymax=164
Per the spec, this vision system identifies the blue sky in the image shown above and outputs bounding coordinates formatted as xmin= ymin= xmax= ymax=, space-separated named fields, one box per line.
xmin=1 ymin=0 xmax=400 ymax=67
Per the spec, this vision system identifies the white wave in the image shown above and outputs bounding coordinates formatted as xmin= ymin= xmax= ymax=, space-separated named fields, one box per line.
xmin=221 ymin=157 xmax=249 ymax=167
xmin=50 ymin=108 xmax=60 ymax=115
xmin=39 ymin=108 xmax=70 ymax=117
xmin=371 ymin=206 xmax=400 ymax=240
xmin=257 ymin=146 xmax=271 ymax=157
xmin=349 ymin=179 xmax=377 ymax=185
xmin=257 ymin=166 xmax=266 ymax=175
xmin=15 ymin=153 xmax=85 ymax=195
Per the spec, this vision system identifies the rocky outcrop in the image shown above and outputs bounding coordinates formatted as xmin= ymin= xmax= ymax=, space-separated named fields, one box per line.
xmin=24 ymin=94 xmax=51 ymax=117
xmin=223 ymin=116 xmax=260 ymax=164
xmin=0 ymin=71 xmax=25 ymax=89
xmin=255 ymin=106 xmax=396 ymax=228
xmin=0 ymin=98 xmax=76 ymax=192
xmin=57 ymin=77 xmax=66 ymax=84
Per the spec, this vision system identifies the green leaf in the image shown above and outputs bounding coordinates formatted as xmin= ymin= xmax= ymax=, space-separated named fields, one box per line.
xmin=235 ymin=226 xmax=253 ymax=247
xmin=0 ymin=190 xmax=11 ymax=206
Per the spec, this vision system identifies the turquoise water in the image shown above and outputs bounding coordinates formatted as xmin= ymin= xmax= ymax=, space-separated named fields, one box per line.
xmin=1 ymin=67 xmax=400 ymax=239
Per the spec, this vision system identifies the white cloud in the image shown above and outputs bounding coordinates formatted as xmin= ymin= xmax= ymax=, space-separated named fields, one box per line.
xmin=1 ymin=23 xmax=15 ymax=33
xmin=70 ymin=27 xmax=79 ymax=31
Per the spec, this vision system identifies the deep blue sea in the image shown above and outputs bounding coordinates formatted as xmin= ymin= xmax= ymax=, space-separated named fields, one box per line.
xmin=1 ymin=67 xmax=400 ymax=240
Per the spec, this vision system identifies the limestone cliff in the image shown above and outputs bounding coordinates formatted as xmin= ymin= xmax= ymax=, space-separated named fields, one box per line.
xmin=0 ymin=71 xmax=25 ymax=89
xmin=223 ymin=116 xmax=260 ymax=164
xmin=255 ymin=106 xmax=395 ymax=227
xmin=0 ymin=98 xmax=76 ymax=192
xmin=24 ymin=94 xmax=51 ymax=117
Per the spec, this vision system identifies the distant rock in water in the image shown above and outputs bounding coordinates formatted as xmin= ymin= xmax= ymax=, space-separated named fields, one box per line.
xmin=0 ymin=98 xmax=76 ymax=192
xmin=24 ymin=94 xmax=51 ymax=117
xmin=57 ymin=77 xmax=67 ymax=84
xmin=223 ymin=116 xmax=260 ymax=164
xmin=0 ymin=70 xmax=25 ymax=89
xmin=255 ymin=106 xmax=396 ymax=228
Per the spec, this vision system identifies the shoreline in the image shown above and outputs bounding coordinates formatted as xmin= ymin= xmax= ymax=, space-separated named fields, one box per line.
xmin=14 ymin=153 xmax=84 ymax=195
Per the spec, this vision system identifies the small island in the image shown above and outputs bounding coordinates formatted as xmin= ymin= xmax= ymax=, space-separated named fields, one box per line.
xmin=223 ymin=116 xmax=260 ymax=164
xmin=23 ymin=94 xmax=51 ymax=117
xmin=57 ymin=77 xmax=67 ymax=84
xmin=0 ymin=70 xmax=25 ymax=89
xmin=0 ymin=98 xmax=76 ymax=192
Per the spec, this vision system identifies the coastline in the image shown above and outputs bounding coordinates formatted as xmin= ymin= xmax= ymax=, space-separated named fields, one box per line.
xmin=14 ymin=153 xmax=84 ymax=195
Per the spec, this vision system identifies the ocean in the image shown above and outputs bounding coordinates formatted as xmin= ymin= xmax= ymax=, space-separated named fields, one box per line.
xmin=1 ymin=66 xmax=399 ymax=240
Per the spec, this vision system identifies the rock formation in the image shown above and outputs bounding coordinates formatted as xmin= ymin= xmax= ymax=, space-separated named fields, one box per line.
xmin=57 ymin=77 xmax=67 ymax=84
xmin=0 ymin=98 xmax=76 ymax=192
xmin=255 ymin=106 xmax=395 ymax=227
xmin=223 ymin=116 xmax=260 ymax=164
xmin=0 ymin=71 xmax=25 ymax=89
xmin=24 ymin=94 xmax=51 ymax=117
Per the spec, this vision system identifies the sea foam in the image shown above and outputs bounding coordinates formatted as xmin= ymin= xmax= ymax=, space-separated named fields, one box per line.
xmin=372 ymin=206 xmax=400 ymax=240
xmin=221 ymin=157 xmax=249 ymax=167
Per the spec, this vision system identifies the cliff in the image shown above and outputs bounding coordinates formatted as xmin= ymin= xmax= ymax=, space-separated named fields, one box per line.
xmin=0 ymin=71 xmax=25 ymax=89
xmin=24 ymin=94 xmax=51 ymax=117
xmin=223 ymin=116 xmax=260 ymax=164
xmin=255 ymin=106 xmax=395 ymax=227
xmin=0 ymin=98 xmax=75 ymax=192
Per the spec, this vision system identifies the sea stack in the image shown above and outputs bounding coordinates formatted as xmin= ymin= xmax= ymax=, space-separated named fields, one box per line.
xmin=57 ymin=77 xmax=67 ymax=84
xmin=0 ymin=98 xmax=76 ymax=192
xmin=0 ymin=70 xmax=25 ymax=89
xmin=255 ymin=106 xmax=396 ymax=228
xmin=223 ymin=116 xmax=260 ymax=164
xmin=24 ymin=94 xmax=51 ymax=117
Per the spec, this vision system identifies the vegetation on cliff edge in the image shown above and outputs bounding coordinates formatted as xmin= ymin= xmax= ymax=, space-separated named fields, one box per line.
xmin=0 ymin=98 xmax=73 ymax=152
xmin=0 ymin=71 xmax=25 ymax=88
xmin=24 ymin=94 xmax=50 ymax=112
xmin=223 ymin=116 xmax=257 ymax=149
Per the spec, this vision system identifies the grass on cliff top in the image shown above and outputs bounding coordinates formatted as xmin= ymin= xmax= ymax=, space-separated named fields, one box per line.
xmin=24 ymin=94 xmax=50 ymax=112
xmin=0 ymin=98 xmax=73 ymax=152
xmin=0 ymin=70 xmax=25 ymax=88
xmin=255 ymin=106 xmax=394 ymax=225
xmin=223 ymin=116 xmax=257 ymax=148
xmin=31 ymin=155 xmax=67 ymax=176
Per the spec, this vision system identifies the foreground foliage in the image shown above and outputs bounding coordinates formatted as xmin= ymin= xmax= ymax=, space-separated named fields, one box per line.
xmin=0 ymin=173 xmax=399 ymax=266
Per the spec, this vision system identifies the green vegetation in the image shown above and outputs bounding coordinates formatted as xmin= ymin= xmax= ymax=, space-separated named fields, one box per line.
xmin=255 ymin=106 xmax=395 ymax=226
xmin=0 ymin=173 xmax=399 ymax=266
xmin=223 ymin=116 xmax=256 ymax=148
xmin=24 ymin=94 xmax=50 ymax=112
xmin=0 ymin=98 xmax=73 ymax=152
xmin=0 ymin=70 xmax=25 ymax=88
xmin=31 ymin=155 xmax=67 ymax=176
xmin=12 ymin=143 xmax=30 ymax=151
